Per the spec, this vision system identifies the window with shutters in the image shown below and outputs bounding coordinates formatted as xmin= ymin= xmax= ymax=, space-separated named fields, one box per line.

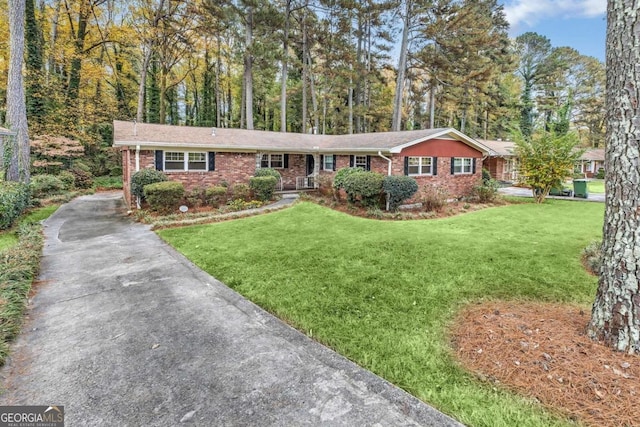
xmin=407 ymin=157 xmax=433 ymax=176
xmin=453 ymin=157 xmax=473 ymax=174
xmin=164 ymin=151 xmax=207 ymax=171
xmin=323 ymin=155 xmax=335 ymax=171
xmin=261 ymin=154 xmax=284 ymax=169
xmin=354 ymin=155 xmax=368 ymax=169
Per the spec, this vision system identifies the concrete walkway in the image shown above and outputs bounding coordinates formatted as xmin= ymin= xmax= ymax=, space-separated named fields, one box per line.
xmin=498 ymin=186 xmax=605 ymax=202
xmin=0 ymin=192 xmax=461 ymax=426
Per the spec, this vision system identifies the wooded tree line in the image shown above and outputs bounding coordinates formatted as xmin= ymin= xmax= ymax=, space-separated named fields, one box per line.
xmin=0 ymin=0 xmax=605 ymax=147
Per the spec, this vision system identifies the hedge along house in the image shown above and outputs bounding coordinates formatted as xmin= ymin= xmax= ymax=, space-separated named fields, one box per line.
xmin=113 ymin=120 xmax=490 ymax=207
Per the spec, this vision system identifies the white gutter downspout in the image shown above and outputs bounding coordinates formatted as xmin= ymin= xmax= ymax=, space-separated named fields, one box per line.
xmin=378 ymin=151 xmax=393 ymax=211
xmin=378 ymin=151 xmax=392 ymax=176
xmin=135 ymin=145 xmax=141 ymax=209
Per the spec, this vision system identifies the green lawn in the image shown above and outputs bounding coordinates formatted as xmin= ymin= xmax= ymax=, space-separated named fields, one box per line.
xmin=0 ymin=205 xmax=59 ymax=252
xmin=588 ymin=179 xmax=605 ymax=194
xmin=159 ymin=201 xmax=604 ymax=426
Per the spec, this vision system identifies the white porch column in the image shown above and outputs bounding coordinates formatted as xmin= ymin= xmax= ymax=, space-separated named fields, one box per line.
xmin=313 ymin=153 xmax=320 ymax=188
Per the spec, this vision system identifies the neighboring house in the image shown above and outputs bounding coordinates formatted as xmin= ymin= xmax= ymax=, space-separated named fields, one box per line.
xmin=480 ymin=139 xmax=519 ymax=182
xmin=113 ymin=120 xmax=490 ymax=207
xmin=576 ymin=148 xmax=605 ymax=178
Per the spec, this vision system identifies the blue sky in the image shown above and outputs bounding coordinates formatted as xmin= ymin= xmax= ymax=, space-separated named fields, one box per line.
xmin=500 ymin=0 xmax=607 ymax=61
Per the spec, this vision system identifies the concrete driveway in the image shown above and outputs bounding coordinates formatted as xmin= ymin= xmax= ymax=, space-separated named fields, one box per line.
xmin=0 ymin=192 xmax=461 ymax=426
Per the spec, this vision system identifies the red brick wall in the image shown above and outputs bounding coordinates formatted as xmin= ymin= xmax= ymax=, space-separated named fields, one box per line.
xmin=122 ymin=149 xmax=482 ymax=207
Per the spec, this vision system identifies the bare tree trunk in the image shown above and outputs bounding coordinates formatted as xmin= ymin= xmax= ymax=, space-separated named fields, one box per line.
xmin=280 ymin=0 xmax=292 ymax=132
xmin=6 ymin=0 xmax=30 ymax=183
xmin=215 ymin=34 xmax=222 ymax=128
xmin=244 ymin=6 xmax=254 ymax=130
xmin=392 ymin=1 xmax=411 ymax=131
xmin=587 ymin=0 xmax=640 ymax=354
xmin=136 ymin=45 xmax=152 ymax=123
xmin=47 ymin=0 xmax=61 ymax=79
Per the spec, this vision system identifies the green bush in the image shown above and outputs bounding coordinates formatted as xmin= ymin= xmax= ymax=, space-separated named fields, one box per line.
xmin=249 ymin=176 xmax=278 ymax=201
xmin=255 ymin=168 xmax=282 ymax=182
xmin=205 ymin=186 xmax=228 ymax=208
xmin=596 ymin=168 xmax=605 ymax=179
xmin=58 ymin=171 xmax=76 ymax=190
xmin=0 ymin=222 xmax=43 ymax=363
xmin=131 ymin=168 xmax=168 ymax=201
xmin=383 ymin=175 xmax=419 ymax=211
xmin=582 ymin=240 xmax=602 ymax=275
xmin=70 ymin=168 xmax=94 ymax=189
xmin=472 ymin=178 xmax=500 ymax=203
xmin=231 ymin=183 xmax=251 ymax=201
xmin=0 ymin=182 xmax=30 ymax=230
xmin=421 ymin=184 xmax=449 ymax=212
xmin=186 ymin=187 xmax=206 ymax=208
xmin=29 ymin=174 xmax=65 ymax=199
xmin=482 ymin=168 xmax=492 ymax=184
xmin=333 ymin=167 xmax=365 ymax=190
xmin=342 ymin=171 xmax=384 ymax=207
xmin=143 ymin=181 xmax=185 ymax=213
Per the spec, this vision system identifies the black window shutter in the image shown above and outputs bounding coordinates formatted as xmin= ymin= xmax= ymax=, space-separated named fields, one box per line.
xmin=404 ymin=157 xmax=409 ymax=175
xmin=320 ymin=155 xmax=324 ymax=168
xmin=284 ymin=154 xmax=289 ymax=168
xmin=333 ymin=155 xmax=337 ymax=171
xmin=208 ymin=152 xmax=215 ymax=171
xmin=155 ymin=150 xmax=164 ymax=171
xmin=350 ymin=156 xmax=354 ymax=167
xmin=433 ymin=157 xmax=438 ymax=175
xmin=366 ymin=155 xmax=371 ymax=171
xmin=451 ymin=157 xmax=455 ymax=174
xmin=472 ymin=158 xmax=477 ymax=174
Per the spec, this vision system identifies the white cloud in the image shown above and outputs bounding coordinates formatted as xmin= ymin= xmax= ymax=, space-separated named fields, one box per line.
xmin=503 ymin=0 xmax=606 ymax=30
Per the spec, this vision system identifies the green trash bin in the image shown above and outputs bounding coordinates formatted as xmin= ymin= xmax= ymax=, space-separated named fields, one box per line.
xmin=573 ymin=179 xmax=589 ymax=198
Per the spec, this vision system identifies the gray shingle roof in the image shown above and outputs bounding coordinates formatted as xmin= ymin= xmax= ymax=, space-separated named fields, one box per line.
xmin=113 ymin=120 xmax=489 ymax=154
xmin=478 ymin=139 xmax=517 ymax=157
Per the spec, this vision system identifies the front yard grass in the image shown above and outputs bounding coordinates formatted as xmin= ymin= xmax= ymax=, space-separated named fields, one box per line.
xmin=587 ymin=179 xmax=605 ymax=194
xmin=158 ymin=200 xmax=604 ymax=426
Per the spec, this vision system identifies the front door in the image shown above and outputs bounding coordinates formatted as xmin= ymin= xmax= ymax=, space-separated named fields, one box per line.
xmin=306 ymin=155 xmax=315 ymax=176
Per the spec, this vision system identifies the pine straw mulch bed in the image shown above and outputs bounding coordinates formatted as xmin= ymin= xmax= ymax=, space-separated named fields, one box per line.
xmin=450 ymin=301 xmax=640 ymax=427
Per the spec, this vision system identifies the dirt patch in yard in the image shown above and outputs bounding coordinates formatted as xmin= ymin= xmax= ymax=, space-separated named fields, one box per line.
xmin=450 ymin=301 xmax=640 ymax=427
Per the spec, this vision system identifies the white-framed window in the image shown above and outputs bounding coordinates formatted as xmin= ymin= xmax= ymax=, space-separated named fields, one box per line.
xmin=261 ymin=154 xmax=284 ymax=169
xmin=453 ymin=157 xmax=473 ymax=174
xmin=407 ymin=156 xmax=433 ymax=176
xmin=354 ymin=155 xmax=368 ymax=169
xmin=165 ymin=151 xmax=207 ymax=171
xmin=323 ymin=154 xmax=335 ymax=171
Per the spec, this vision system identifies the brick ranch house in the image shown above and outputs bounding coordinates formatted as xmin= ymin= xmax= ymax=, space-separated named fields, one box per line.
xmin=481 ymin=139 xmax=606 ymax=182
xmin=113 ymin=120 xmax=491 ymax=207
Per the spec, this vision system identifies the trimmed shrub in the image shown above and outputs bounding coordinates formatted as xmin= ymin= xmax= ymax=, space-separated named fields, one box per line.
xmin=231 ymin=183 xmax=251 ymax=201
xmin=333 ymin=167 xmax=365 ymax=190
xmin=143 ymin=181 xmax=185 ymax=213
xmin=0 ymin=182 xmax=30 ymax=230
xmin=186 ymin=187 xmax=207 ymax=208
xmin=342 ymin=171 xmax=384 ymax=207
xmin=472 ymin=178 xmax=500 ymax=203
xmin=482 ymin=168 xmax=492 ymax=184
xmin=422 ymin=184 xmax=448 ymax=212
xmin=205 ymin=186 xmax=228 ymax=208
xmin=131 ymin=168 xmax=168 ymax=201
xmin=596 ymin=168 xmax=605 ymax=179
xmin=29 ymin=174 xmax=65 ymax=199
xmin=255 ymin=168 xmax=282 ymax=182
xmin=58 ymin=171 xmax=76 ymax=190
xmin=383 ymin=175 xmax=419 ymax=211
xmin=249 ymin=176 xmax=278 ymax=201
xmin=70 ymin=168 xmax=94 ymax=189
